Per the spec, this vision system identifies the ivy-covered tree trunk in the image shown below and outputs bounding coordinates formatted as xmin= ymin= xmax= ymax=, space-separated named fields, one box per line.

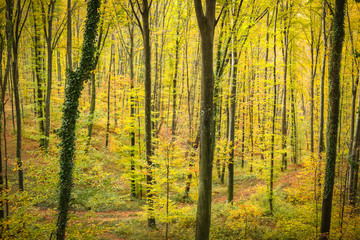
xmin=55 ymin=0 xmax=100 ymax=239
xmin=319 ymin=0 xmax=346 ymax=239
xmin=194 ymin=0 xmax=216 ymax=239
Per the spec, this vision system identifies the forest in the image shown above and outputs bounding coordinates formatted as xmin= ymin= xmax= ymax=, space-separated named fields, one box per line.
xmin=0 ymin=0 xmax=359 ymax=239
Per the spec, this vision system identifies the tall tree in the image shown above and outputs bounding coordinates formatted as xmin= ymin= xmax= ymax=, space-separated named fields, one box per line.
xmin=270 ymin=0 xmax=279 ymax=216
xmin=227 ymin=30 xmax=239 ymax=202
xmin=193 ymin=0 xmax=217 ymax=239
xmin=280 ymin=0 xmax=291 ymax=171
xmin=6 ymin=0 xmax=29 ymax=191
xmin=67 ymin=0 xmax=72 ymax=71
xmin=31 ymin=1 xmax=45 ymax=147
xmin=41 ymin=0 xmax=66 ymax=150
xmin=319 ymin=0 xmax=347 ymax=239
xmin=55 ymin=0 xmax=101 ymax=238
xmin=129 ymin=0 xmax=156 ymax=229
xmin=346 ymin=2 xmax=359 ymax=208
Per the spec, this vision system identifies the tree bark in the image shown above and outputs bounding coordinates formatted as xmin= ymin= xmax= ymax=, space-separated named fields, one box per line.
xmin=270 ymin=0 xmax=279 ymax=216
xmin=319 ymin=0 xmax=346 ymax=239
xmin=193 ymin=1 xmax=216 ymax=239
xmin=43 ymin=0 xmax=57 ymax=151
xmin=228 ymin=33 xmax=239 ymax=203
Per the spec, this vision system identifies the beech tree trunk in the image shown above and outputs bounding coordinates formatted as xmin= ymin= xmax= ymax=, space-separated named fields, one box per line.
xmin=319 ymin=0 xmax=346 ymax=239
xmin=129 ymin=0 xmax=156 ymax=228
xmin=193 ymin=1 xmax=216 ymax=239
xmin=270 ymin=0 xmax=279 ymax=216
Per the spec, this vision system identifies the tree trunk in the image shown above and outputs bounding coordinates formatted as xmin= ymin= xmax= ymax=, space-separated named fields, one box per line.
xmin=281 ymin=1 xmax=291 ymax=171
xmin=67 ymin=0 xmax=72 ymax=71
xmin=348 ymin=69 xmax=360 ymax=208
xmin=129 ymin=22 xmax=136 ymax=198
xmin=318 ymin=1 xmax=327 ymax=156
xmin=319 ymin=0 xmax=346 ymax=239
xmin=194 ymin=1 xmax=216 ymax=239
xmin=105 ymin=45 xmax=113 ymax=148
xmin=130 ymin=0 xmax=156 ymax=228
xmin=270 ymin=0 xmax=279 ymax=216
xmin=227 ymin=33 xmax=239 ymax=203
xmin=44 ymin=0 xmax=56 ymax=151
xmin=55 ymin=0 xmax=101 ymax=238
xmin=32 ymin=6 xmax=45 ymax=147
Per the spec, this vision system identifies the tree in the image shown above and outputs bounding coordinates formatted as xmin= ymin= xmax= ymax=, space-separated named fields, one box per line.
xmin=129 ymin=0 xmax=156 ymax=229
xmin=31 ymin=1 xmax=45 ymax=147
xmin=193 ymin=0 xmax=217 ymax=239
xmin=55 ymin=0 xmax=101 ymax=238
xmin=6 ymin=0 xmax=29 ymax=192
xmin=319 ymin=0 xmax=347 ymax=239
xmin=269 ymin=0 xmax=279 ymax=216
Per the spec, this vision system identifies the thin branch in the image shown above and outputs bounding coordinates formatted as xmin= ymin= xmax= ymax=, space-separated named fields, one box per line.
xmin=18 ymin=0 xmax=30 ymax=40
xmin=135 ymin=0 xmax=143 ymax=15
xmin=324 ymin=0 xmax=334 ymax=16
xmin=215 ymin=1 xmax=228 ymax=27
xmin=129 ymin=0 xmax=143 ymax=35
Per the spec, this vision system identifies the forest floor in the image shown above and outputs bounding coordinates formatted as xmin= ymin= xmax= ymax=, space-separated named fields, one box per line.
xmin=3 ymin=121 xmax=305 ymax=240
xmin=3 ymin=104 xmax=358 ymax=240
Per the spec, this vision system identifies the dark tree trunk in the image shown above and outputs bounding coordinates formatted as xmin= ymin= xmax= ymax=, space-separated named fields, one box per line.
xmin=43 ymin=0 xmax=56 ymax=151
xmin=67 ymin=0 xmax=72 ymax=71
xmin=228 ymin=34 xmax=239 ymax=203
xmin=32 ymin=5 xmax=45 ymax=147
xmin=281 ymin=1 xmax=291 ymax=171
xmin=270 ymin=0 xmax=279 ymax=216
xmin=105 ymin=45 xmax=113 ymax=148
xmin=7 ymin=0 xmax=26 ymax=192
xmin=129 ymin=22 xmax=136 ymax=198
xmin=130 ymin=0 xmax=156 ymax=228
xmin=318 ymin=1 xmax=327 ymax=157
xmin=55 ymin=0 xmax=101 ymax=238
xmin=319 ymin=0 xmax=346 ymax=239
xmin=0 ymin=31 xmax=4 ymax=224
xmin=193 ymin=1 xmax=216 ymax=239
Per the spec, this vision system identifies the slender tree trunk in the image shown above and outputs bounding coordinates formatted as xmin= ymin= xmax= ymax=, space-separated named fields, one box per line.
xmin=129 ymin=22 xmax=136 ymax=198
xmin=228 ymin=33 xmax=238 ymax=203
xmin=32 ymin=6 xmax=45 ymax=147
xmin=319 ymin=1 xmax=327 ymax=158
xmin=7 ymin=0 xmax=25 ymax=191
xmin=130 ymin=0 xmax=156 ymax=228
xmin=348 ymin=70 xmax=360 ymax=208
xmin=319 ymin=0 xmax=346 ymax=239
xmin=270 ymin=0 xmax=279 ymax=216
xmin=0 ymin=32 xmax=4 ymax=225
xmin=281 ymin=1 xmax=291 ymax=171
xmin=44 ymin=0 xmax=56 ymax=151
xmin=86 ymin=73 xmax=96 ymax=151
xmin=105 ymin=45 xmax=113 ymax=148
xmin=67 ymin=0 xmax=72 ymax=71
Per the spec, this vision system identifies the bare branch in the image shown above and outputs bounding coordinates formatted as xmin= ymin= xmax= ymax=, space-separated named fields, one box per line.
xmin=129 ymin=0 xmax=143 ymax=35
